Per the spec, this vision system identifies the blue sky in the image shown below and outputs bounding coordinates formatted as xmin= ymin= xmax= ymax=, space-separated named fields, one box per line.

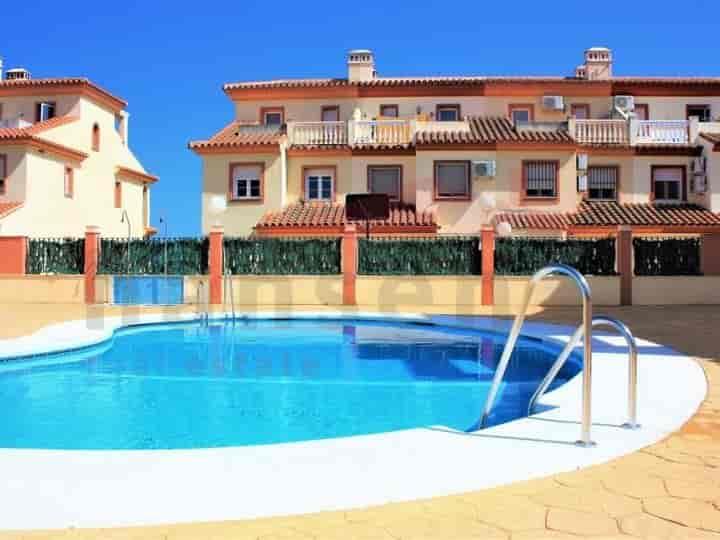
xmin=4 ymin=0 xmax=719 ymax=236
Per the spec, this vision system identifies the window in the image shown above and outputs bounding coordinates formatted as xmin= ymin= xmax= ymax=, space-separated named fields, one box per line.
xmin=35 ymin=102 xmax=56 ymax=122
xmin=523 ymin=161 xmax=558 ymax=199
xmin=587 ymin=166 xmax=618 ymax=201
xmin=570 ymin=104 xmax=590 ymax=119
xmin=0 ymin=154 xmax=6 ymax=194
xmin=260 ymin=107 xmax=284 ymax=126
xmin=321 ymin=106 xmax=340 ymax=122
xmin=686 ymin=104 xmax=711 ymax=122
xmin=634 ymin=104 xmax=649 ymax=120
xmin=228 ymin=163 xmax=263 ymax=201
xmin=92 ymin=123 xmax=100 ymax=152
xmin=368 ymin=166 xmax=402 ymax=201
xmin=114 ymin=181 xmax=122 ymax=208
xmin=434 ymin=161 xmax=470 ymax=200
xmin=509 ymin=104 xmax=534 ymax=124
xmin=435 ymin=104 xmax=461 ymax=122
xmin=379 ymin=104 xmax=399 ymax=118
xmin=652 ymin=166 xmax=685 ymax=203
xmin=64 ymin=167 xmax=74 ymax=199
xmin=304 ymin=167 xmax=334 ymax=201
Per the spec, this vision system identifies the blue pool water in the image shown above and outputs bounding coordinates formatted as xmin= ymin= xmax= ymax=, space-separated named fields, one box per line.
xmin=0 ymin=319 xmax=581 ymax=450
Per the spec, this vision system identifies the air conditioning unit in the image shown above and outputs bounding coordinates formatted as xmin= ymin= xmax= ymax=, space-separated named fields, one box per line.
xmin=542 ymin=95 xmax=565 ymax=111
xmin=577 ymin=153 xmax=588 ymax=171
xmin=614 ymin=95 xmax=635 ymax=112
xmin=577 ymin=174 xmax=588 ymax=193
xmin=472 ymin=160 xmax=496 ymax=178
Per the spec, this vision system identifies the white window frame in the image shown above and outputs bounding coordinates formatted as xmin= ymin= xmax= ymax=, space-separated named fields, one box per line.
xmin=231 ymin=165 xmax=262 ymax=201
xmin=304 ymin=169 xmax=334 ymax=201
xmin=37 ymin=102 xmax=56 ymax=122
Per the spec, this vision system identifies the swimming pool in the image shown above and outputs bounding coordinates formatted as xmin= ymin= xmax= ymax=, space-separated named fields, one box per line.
xmin=0 ymin=318 xmax=581 ymax=450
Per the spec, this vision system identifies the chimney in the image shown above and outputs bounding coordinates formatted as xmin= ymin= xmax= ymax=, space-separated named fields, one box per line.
xmin=581 ymin=47 xmax=612 ymax=80
xmin=347 ymin=49 xmax=376 ymax=82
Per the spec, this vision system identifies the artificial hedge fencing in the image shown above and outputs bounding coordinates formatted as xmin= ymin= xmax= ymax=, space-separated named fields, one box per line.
xmin=358 ymin=237 xmax=481 ymax=275
xmin=98 ymin=238 xmax=208 ymax=275
xmin=494 ymin=237 xmax=617 ymax=276
xmin=26 ymin=238 xmax=85 ymax=274
xmin=633 ymin=237 xmax=701 ymax=276
xmin=223 ymin=238 xmax=341 ymax=275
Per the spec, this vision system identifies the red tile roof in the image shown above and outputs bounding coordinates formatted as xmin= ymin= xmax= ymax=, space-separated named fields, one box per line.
xmin=0 ymin=116 xmax=80 ymax=140
xmin=189 ymin=121 xmax=283 ymax=151
xmin=0 ymin=77 xmax=127 ymax=111
xmin=255 ymin=202 xmax=438 ymax=233
xmin=0 ymin=201 xmax=23 ymax=219
xmin=496 ymin=201 xmax=720 ymax=230
xmin=701 ymin=133 xmax=720 ymax=149
xmin=415 ymin=116 xmax=573 ymax=146
xmin=224 ymin=76 xmax=720 ymax=91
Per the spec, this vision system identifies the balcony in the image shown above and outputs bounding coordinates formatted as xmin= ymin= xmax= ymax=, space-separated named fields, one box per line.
xmin=288 ymin=119 xmax=413 ymax=146
xmin=0 ymin=118 xmax=32 ymax=130
xmin=572 ymin=118 xmax=694 ymax=146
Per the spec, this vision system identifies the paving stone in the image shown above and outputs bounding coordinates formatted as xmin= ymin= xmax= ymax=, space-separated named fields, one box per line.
xmin=602 ymin=470 xmax=668 ymax=499
xmin=644 ymin=497 xmax=720 ymax=532
xmin=546 ymin=507 xmax=619 ymax=536
xmin=531 ymin=485 xmax=641 ymax=518
xmin=468 ymin=495 xmax=547 ymax=531
xmin=620 ymin=512 xmax=720 ymax=539
xmin=665 ymin=478 xmax=720 ymax=501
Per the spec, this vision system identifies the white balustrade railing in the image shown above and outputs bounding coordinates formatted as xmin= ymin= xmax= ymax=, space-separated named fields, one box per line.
xmin=289 ymin=121 xmax=347 ymax=145
xmin=350 ymin=120 xmax=412 ymax=145
xmin=574 ymin=119 xmax=629 ymax=144
xmin=0 ymin=118 xmax=32 ymax=129
xmin=634 ymin=120 xmax=689 ymax=144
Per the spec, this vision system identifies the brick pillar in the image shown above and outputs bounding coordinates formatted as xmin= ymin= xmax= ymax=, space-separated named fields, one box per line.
xmin=481 ymin=227 xmax=495 ymax=306
xmin=84 ymin=226 xmax=100 ymax=304
xmin=342 ymin=225 xmax=358 ymax=305
xmin=0 ymin=236 xmax=27 ymax=274
xmin=208 ymin=225 xmax=224 ymax=305
xmin=701 ymin=233 xmax=720 ymax=276
xmin=618 ymin=225 xmax=633 ymax=306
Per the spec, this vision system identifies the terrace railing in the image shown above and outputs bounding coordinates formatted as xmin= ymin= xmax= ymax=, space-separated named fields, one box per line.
xmin=349 ymin=120 xmax=412 ymax=145
xmin=634 ymin=120 xmax=689 ymax=144
xmin=573 ymin=119 xmax=629 ymax=145
xmin=289 ymin=121 xmax=347 ymax=145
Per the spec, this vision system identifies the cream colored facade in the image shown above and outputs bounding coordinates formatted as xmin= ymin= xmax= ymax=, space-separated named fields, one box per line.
xmin=0 ymin=79 xmax=157 ymax=238
xmin=194 ymin=47 xmax=720 ymax=236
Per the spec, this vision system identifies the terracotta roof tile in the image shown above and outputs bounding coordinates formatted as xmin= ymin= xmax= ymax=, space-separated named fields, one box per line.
xmin=189 ymin=121 xmax=283 ymax=150
xmin=0 ymin=77 xmax=126 ymax=109
xmin=0 ymin=116 xmax=80 ymax=140
xmin=0 ymin=201 xmax=23 ymax=219
xmin=224 ymin=76 xmax=720 ymax=91
xmin=255 ymin=202 xmax=437 ymax=231
xmin=496 ymin=201 xmax=720 ymax=230
xmin=701 ymin=133 xmax=720 ymax=147
xmin=415 ymin=116 xmax=573 ymax=145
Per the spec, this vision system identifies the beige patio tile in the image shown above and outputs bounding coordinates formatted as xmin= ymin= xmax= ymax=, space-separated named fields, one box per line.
xmin=531 ymin=485 xmax=641 ymax=517
xmin=664 ymin=478 xmax=720 ymax=501
xmin=644 ymin=497 xmax=720 ymax=532
xmin=469 ymin=495 xmax=547 ymax=531
xmin=620 ymin=512 xmax=720 ymax=539
xmin=546 ymin=507 xmax=619 ymax=536
xmin=601 ymin=470 xmax=668 ymax=499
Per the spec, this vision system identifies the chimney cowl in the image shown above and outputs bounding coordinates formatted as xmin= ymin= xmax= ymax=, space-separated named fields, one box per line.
xmin=5 ymin=67 xmax=31 ymax=81
xmin=347 ymin=49 xmax=376 ymax=82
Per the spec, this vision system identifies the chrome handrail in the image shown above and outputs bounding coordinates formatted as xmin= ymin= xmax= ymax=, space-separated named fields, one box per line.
xmin=223 ymin=246 xmax=236 ymax=322
xmin=196 ymin=280 xmax=208 ymax=323
xmin=480 ymin=264 xmax=595 ymax=446
xmin=528 ymin=315 xmax=639 ymax=429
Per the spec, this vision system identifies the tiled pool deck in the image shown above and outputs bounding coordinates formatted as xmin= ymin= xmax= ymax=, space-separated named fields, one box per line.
xmin=1 ymin=304 xmax=719 ymax=539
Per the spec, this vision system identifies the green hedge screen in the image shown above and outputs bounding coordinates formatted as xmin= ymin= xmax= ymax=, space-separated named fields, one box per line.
xmin=26 ymin=238 xmax=85 ymax=274
xmin=358 ymin=237 xmax=481 ymax=275
xmin=98 ymin=238 xmax=208 ymax=275
xmin=633 ymin=237 xmax=701 ymax=276
xmin=495 ymin=237 xmax=616 ymax=276
xmin=223 ymin=238 xmax=341 ymax=274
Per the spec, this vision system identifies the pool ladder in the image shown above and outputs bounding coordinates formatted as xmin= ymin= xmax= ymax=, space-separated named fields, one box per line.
xmin=223 ymin=246 xmax=236 ymax=323
xmin=479 ymin=264 xmax=639 ymax=447
xmin=197 ymin=281 xmax=209 ymax=324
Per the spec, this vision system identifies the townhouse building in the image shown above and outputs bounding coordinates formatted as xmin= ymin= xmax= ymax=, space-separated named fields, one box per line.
xmin=190 ymin=47 xmax=720 ymax=237
xmin=0 ymin=60 xmax=158 ymax=238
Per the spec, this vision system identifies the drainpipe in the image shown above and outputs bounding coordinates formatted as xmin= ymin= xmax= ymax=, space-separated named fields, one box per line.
xmin=280 ymin=140 xmax=288 ymax=207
